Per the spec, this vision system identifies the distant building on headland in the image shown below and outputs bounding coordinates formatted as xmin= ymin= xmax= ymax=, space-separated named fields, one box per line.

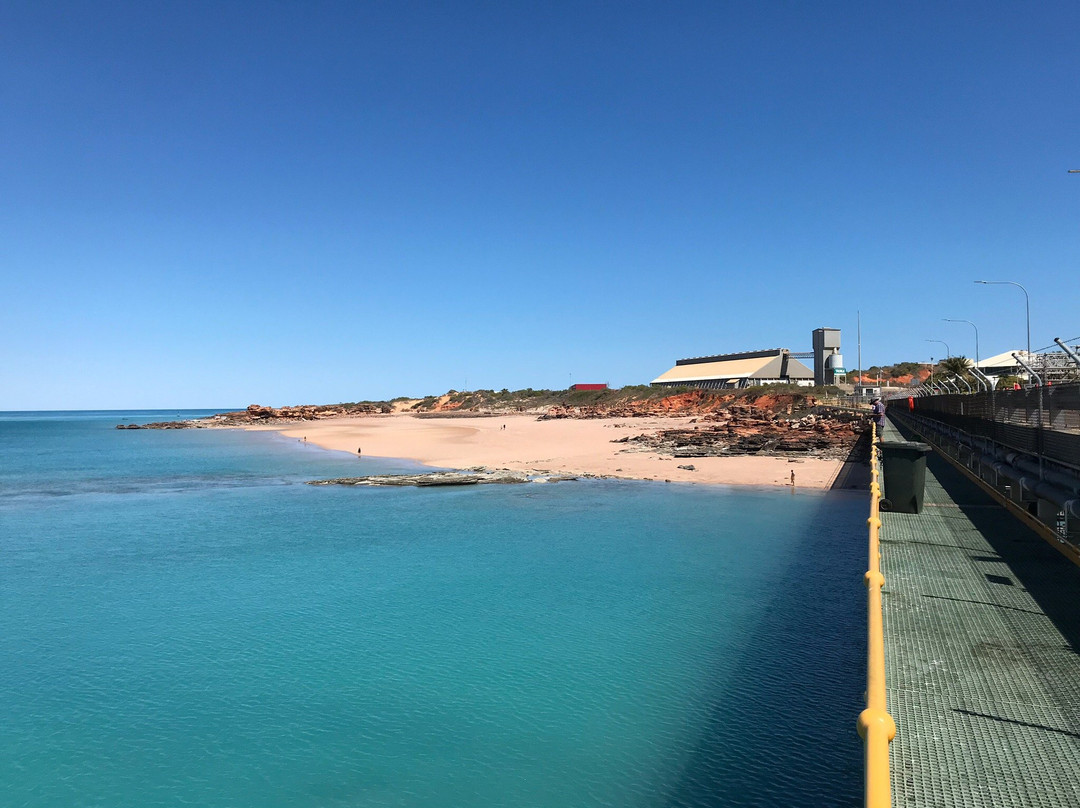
xmin=651 ymin=349 xmax=815 ymax=390
xmin=569 ymin=383 xmax=608 ymax=391
xmin=652 ymin=328 xmax=844 ymax=391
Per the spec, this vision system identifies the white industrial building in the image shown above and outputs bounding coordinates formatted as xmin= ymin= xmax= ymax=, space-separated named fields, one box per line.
xmin=651 ymin=349 xmax=815 ymax=390
xmin=652 ymin=328 xmax=844 ymax=391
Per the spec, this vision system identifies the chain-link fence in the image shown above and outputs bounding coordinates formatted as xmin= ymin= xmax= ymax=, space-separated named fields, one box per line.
xmin=900 ymin=383 xmax=1080 ymax=470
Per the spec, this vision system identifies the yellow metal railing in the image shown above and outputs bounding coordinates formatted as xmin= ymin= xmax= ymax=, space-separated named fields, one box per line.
xmin=858 ymin=424 xmax=896 ymax=807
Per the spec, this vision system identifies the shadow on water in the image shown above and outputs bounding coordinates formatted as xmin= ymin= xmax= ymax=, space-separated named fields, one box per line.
xmin=661 ymin=496 xmax=865 ymax=807
xmin=830 ymin=430 xmax=872 ymax=491
xmin=890 ymin=420 xmax=1080 ymax=657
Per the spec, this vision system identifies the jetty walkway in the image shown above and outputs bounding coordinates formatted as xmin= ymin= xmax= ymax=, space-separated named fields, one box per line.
xmin=877 ymin=418 xmax=1080 ymax=806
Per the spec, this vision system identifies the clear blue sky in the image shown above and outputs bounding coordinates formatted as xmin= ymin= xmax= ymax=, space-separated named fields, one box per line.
xmin=2 ymin=1 xmax=1077 ymax=409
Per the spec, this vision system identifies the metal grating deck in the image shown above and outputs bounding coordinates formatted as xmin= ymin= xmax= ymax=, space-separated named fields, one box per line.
xmin=879 ymin=420 xmax=1080 ymax=807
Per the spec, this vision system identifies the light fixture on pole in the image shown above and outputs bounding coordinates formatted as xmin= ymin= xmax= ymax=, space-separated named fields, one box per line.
xmin=925 ymin=339 xmax=950 ymax=357
xmin=942 ymin=319 xmax=979 ymax=367
xmin=943 ymin=318 xmax=980 ymax=389
xmin=975 ymin=280 xmax=1030 ymax=359
xmin=925 ymin=340 xmax=949 ymax=394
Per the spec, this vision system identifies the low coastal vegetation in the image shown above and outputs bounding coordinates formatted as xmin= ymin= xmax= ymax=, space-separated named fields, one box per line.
xmin=403 ymin=384 xmax=851 ymax=415
xmin=120 ymin=385 xmax=855 ymax=429
xmin=411 ymin=385 xmax=698 ymax=413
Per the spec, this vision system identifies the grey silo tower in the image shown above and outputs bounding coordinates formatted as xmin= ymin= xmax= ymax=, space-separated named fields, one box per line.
xmin=812 ymin=328 xmax=843 ymax=385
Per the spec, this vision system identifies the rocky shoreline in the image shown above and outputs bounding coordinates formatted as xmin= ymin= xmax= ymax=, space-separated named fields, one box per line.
xmin=115 ymin=394 xmax=868 ymax=465
xmin=613 ymin=407 xmax=867 ymax=460
xmin=116 ymin=403 xmax=391 ymax=430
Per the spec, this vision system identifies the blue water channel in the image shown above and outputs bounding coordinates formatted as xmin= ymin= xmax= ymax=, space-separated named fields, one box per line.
xmin=0 ymin=411 xmax=865 ymax=806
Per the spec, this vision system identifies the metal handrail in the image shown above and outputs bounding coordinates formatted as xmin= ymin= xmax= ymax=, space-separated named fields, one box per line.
xmin=859 ymin=424 xmax=896 ymax=807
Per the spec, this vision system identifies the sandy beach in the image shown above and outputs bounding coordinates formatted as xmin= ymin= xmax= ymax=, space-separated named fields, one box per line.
xmin=253 ymin=413 xmax=847 ymax=488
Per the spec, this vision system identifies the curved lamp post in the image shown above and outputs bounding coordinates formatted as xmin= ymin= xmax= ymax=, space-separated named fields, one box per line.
xmin=975 ymin=280 xmax=1030 ymax=359
xmin=943 ymin=319 xmax=979 ymax=366
xmin=925 ymin=341 xmax=950 ymax=395
xmin=925 ymin=339 xmax=950 ymax=357
xmin=943 ymin=319 xmax=981 ymax=390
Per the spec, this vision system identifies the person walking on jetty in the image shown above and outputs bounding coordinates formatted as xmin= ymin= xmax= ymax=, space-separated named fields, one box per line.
xmin=870 ymin=397 xmax=886 ymax=441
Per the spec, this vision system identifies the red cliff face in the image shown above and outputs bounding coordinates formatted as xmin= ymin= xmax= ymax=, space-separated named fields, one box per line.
xmin=637 ymin=391 xmax=732 ymax=414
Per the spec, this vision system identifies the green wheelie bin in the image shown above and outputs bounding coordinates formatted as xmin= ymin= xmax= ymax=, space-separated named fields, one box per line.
xmin=879 ymin=441 xmax=932 ymax=514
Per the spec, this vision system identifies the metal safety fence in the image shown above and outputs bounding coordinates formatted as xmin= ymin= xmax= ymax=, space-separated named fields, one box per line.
xmin=899 ymin=383 xmax=1080 ymax=471
xmin=889 ymin=407 xmax=1080 ymax=549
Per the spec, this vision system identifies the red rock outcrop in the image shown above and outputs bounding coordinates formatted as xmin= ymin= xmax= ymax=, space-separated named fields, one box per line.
xmin=615 ymin=408 xmax=866 ymax=459
xmin=224 ymin=403 xmax=389 ymax=423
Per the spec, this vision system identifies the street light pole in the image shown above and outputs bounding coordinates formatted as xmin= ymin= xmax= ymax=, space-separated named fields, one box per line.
xmin=944 ymin=318 xmax=981 ymax=389
xmin=925 ymin=340 xmax=950 ymax=396
xmin=975 ymin=280 xmax=1030 ymax=359
xmin=925 ymin=339 xmax=950 ymax=357
xmin=942 ymin=319 xmax=979 ymax=367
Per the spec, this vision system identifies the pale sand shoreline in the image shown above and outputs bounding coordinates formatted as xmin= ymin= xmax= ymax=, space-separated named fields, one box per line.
xmin=251 ymin=413 xmax=847 ymax=489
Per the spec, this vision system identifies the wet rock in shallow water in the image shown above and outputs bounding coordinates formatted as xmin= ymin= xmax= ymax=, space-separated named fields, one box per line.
xmin=308 ymin=469 xmax=589 ymax=487
xmin=116 ymin=421 xmax=198 ymax=429
xmin=308 ymin=470 xmax=533 ymax=487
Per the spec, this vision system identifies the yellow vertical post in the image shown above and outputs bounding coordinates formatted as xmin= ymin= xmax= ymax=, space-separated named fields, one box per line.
xmin=859 ymin=424 xmax=896 ymax=807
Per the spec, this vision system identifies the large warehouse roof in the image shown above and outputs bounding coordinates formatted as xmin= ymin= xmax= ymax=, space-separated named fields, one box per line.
xmin=651 ymin=349 xmax=813 ymax=386
xmin=975 ymin=350 xmax=1027 ymax=371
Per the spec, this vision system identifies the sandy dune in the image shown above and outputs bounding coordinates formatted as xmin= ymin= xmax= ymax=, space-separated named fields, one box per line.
xmin=251 ymin=413 xmax=847 ymax=489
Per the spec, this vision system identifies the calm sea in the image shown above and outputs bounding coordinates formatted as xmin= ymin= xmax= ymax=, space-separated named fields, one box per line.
xmin=0 ymin=411 xmax=865 ymax=807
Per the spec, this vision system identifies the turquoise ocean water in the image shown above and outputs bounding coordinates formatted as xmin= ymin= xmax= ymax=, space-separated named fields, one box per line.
xmin=1 ymin=411 xmax=865 ymax=807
